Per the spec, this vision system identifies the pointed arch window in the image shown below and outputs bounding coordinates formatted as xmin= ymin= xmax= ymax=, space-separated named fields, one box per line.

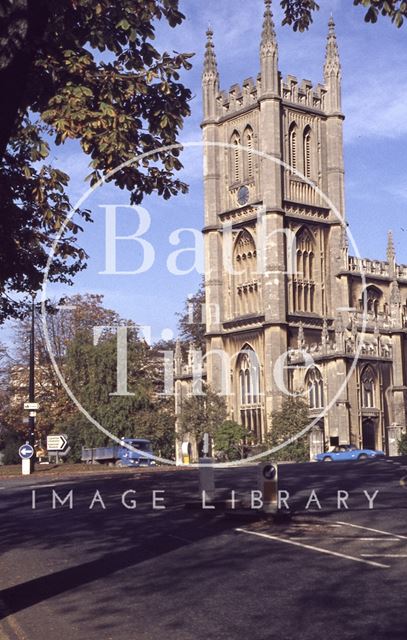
xmin=289 ymin=123 xmax=297 ymax=171
xmin=238 ymin=347 xmax=261 ymax=439
xmin=361 ymin=366 xmax=376 ymax=408
xmin=306 ymin=368 xmax=324 ymax=409
xmin=243 ymin=126 xmax=254 ymax=180
xmin=363 ymin=285 xmax=382 ymax=317
xmin=303 ymin=126 xmax=312 ymax=179
xmin=233 ymin=229 xmax=258 ymax=316
xmin=293 ymin=227 xmax=315 ymax=312
xmin=230 ymin=131 xmax=241 ymax=183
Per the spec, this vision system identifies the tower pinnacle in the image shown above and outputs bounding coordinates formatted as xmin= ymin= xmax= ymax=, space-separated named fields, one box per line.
xmin=324 ymin=15 xmax=341 ymax=80
xmin=202 ymin=26 xmax=219 ymax=119
xmin=323 ymin=15 xmax=341 ymax=113
xmin=387 ymin=229 xmax=396 ymax=272
xmin=260 ymin=0 xmax=278 ymax=94
xmin=203 ymin=27 xmax=219 ymax=81
xmin=261 ymin=0 xmax=277 ymax=54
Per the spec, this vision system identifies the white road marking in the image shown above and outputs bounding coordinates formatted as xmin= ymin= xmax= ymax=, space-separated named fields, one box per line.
xmin=236 ymin=528 xmax=390 ymax=569
xmin=336 ymin=520 xmax=407 ymax=540
xmin=361 ymin=554 xmax=407 ymax=558
xmin=294 ymin=537 xmax=400 ymax=541
xmin=27 ymin=484 xmax=57 ymax=489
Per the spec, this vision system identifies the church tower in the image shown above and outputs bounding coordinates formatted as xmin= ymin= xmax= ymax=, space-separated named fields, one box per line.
xmin=170 ymin=0 xmax=407 ymax=463
xmin=201 ymin=0 xmax=349 ymax=443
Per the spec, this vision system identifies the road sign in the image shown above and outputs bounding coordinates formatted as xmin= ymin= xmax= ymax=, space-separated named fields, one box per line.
xmin=24 ymin=402 xmax=39 ymax=411
xmin=47 ymin=434 xmax=68 ymax=452
xmin=19 ymin=444 xmax=34 ymax=459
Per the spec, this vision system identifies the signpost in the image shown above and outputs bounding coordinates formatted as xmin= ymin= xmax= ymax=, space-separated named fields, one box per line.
xmin=19 ymin=442 xmax=34 ymax=476
xmin=24 ymin=402 xmax=39 ymax=411
xmin=47 ymin=434 xmax=69 ymax=464
xmin=46 ymin=434 xmax=68 ymax=452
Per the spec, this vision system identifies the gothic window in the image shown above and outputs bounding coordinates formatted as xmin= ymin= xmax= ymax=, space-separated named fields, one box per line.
xmin=243 ymin=126 xmax=254 ymax=180
xmin=230 ymin=131 xmax=241 ymax=183
xmin=238 ymin=347 xmax=261 ymax=439
xmin=361 ymin=366 xmax=376 ymax=408
xmin=303 ymin=126 xmax=312 ymax=179
xmin=233 ymin=229 xmax=259 ymax=316
xmin=289 ymin=122 xmax=297 ymax=171
xmin=306 ymin=368 xmax=324 ymax=409
xmin=363 ymin=285 xmax=382 ymax=317
xmin=293 ymin=227 xmax=315 ymax=313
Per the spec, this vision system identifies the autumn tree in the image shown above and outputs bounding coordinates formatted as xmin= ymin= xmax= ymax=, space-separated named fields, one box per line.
xmin=280 ymin=0 xmax=407 ymax=31
xmin=0 ymin=0 xmax=193 ymax=322
xmin=0 ymin=293 xmax=176 ymax=459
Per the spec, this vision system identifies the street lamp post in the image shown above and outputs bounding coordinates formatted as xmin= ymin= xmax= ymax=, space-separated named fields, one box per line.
xmin=28 ymin=293 xmax=36 ymax=470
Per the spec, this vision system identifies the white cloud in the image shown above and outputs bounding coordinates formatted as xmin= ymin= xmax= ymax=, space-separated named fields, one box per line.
xmin=344 ymin=75 xmax=407 ymax=142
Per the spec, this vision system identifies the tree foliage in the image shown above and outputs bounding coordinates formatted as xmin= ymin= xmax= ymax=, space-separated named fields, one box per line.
xmin=178 ymin=385 xmax=227 ymax=443
xmin=0 ymin=294 xmax=176 ymax=460
xmin=267 ymin=397 xmax=310 ymax=462
xmin=0 ymin=0 xmax=193 ymax=322
xmin=280 ymin=0 xmax=407 ymax=31
xmin=213 ymin=420 xmax=248 ymax=461
xmin=176 ymin=279 xmax=206 ymax=350
xmin=398 ymin=431 xmax=407 ymax=456
xmin=62 ymin=325 xmax=175 ymax=460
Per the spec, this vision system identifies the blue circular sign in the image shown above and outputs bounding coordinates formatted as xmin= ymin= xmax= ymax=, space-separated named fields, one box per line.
xmin=19 ymin=444 xmax=34 ymax=460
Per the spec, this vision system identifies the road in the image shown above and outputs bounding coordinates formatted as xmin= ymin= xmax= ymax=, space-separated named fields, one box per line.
xmin=1 ymin=458 xmax=407 ymax=639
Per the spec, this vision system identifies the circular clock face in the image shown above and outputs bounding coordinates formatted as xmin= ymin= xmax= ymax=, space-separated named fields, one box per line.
xmin=237 ymin=185 xmax=249 ymax=206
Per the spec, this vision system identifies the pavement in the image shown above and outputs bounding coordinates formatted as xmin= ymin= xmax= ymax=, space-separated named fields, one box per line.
xmin=1 ymin=458 xmax=407 ymax=639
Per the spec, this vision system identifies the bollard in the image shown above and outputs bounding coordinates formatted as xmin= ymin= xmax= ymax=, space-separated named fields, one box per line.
xmin=22 ymin=458 xmax=31 ymax=476
xmin=199 ymin=457 xmax=215 ymax=504
xmin=258 ymin=461 xmax=278 ymax=514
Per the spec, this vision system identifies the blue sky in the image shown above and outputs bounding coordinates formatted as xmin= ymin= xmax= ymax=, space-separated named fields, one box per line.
xmin=4 ymin=0 xmax=407 ymax=344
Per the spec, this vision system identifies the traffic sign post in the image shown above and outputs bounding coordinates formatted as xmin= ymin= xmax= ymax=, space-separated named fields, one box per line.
xmin=19 ymin=442 xmax=34 ymax=476
xmin=46 ymin=434 xmax=68 ymax=452
xmin=24 ymin=402 xmax=39 ymax=411
xmin=47 ymin=434 xmax=68 ymax=465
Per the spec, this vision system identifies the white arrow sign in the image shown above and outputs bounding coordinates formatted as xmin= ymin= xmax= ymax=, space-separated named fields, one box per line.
xmin=19 ymin=444 xmax=34 ymax=459
xmin=47 ymin=434 xmax=68 ymax=452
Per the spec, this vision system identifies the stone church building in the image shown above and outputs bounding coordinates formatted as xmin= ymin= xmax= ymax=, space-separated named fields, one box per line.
xmin=175 ymin=0 xmax=407 ymax=463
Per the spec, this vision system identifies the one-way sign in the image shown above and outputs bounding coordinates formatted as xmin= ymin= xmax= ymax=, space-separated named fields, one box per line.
xmin=47 ymin=434 xmax=68 ymax=452
xmin=19 ymin=444 xmax=34 ymax=459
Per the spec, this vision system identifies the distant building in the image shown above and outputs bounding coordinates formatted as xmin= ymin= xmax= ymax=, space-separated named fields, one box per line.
xmin=175 ymin=1 xmax=407 ymax=463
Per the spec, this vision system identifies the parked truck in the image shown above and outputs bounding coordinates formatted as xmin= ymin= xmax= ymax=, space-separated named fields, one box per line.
xmin=81 ymin=438 xmax=156 ymax=467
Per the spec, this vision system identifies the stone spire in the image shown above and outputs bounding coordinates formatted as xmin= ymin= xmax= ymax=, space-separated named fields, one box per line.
xmin=261 ymin=0 xmax=276 ymax=52
xmin=386 ymin=229 xmax=401 ymax=325
xmin=203 ymin=27 xmax=218 ymax=80
xmin=260 ymin=0 xmax=278 ymax=94
xmin=324 ymin=15 xmax=340 ymax=77
xmin=324 ymin=15 xmax=341 ymax=112
xmin=202 ymin=27 xmax=219 ymax=119
xmin=387 ymin=230 xmax=396 ymax=278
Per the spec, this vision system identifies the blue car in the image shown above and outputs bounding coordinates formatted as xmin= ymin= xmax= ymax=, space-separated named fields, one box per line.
xmin=315 ymin=444 xmax=385 ymax=462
